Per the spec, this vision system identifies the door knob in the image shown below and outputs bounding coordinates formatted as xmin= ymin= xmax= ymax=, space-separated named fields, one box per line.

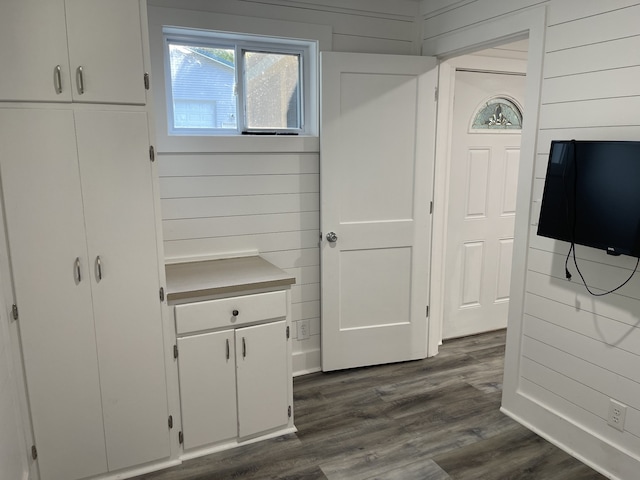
xmin=326 ymin=232 xmax=338 ymax=243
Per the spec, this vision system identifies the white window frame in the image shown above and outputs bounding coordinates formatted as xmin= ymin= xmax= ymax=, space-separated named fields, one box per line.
xmin=147 ymin=7 xmax=330 ymax=152
xmin=164 ymin=28 xmax=314 ymax=136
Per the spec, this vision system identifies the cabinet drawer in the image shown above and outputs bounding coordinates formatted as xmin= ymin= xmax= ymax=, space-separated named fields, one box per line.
xmin=175 ymin=290 xmax=287 ymax=335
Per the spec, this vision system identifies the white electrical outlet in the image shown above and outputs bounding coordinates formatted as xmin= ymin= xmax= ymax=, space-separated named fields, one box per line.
xmin=607 ymin=399 xmax=627 ymax=432
xmin=298 ymin=319 xmax=310 ymax=340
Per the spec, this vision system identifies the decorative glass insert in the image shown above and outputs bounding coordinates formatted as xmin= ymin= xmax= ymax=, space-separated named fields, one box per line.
xmin=472 ymin=97 xmax=523 ymax=130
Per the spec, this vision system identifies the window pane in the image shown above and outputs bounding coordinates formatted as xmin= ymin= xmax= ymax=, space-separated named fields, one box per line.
xmin=472 ymin=97 xmax=522 ymax=130
xmin=243 ymin=51 xmax=300 ymax=130
xmin=168 ymin=44 xmax=237 ymax=130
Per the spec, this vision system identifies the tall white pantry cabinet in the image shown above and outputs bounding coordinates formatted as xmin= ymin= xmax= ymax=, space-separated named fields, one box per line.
xmin=0 ymin=2 xmax=170 ymax=480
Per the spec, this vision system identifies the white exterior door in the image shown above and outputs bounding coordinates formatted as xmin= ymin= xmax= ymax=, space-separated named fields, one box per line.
xmin=320 ymin=52 xmax=437 ymax=371
xmin=443 ymin=70 xmax=525 ymax=339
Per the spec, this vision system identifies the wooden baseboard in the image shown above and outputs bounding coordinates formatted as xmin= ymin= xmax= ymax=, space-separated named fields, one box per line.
xmin=502 ymin=391 xmax=639 ymax=480
xmin=292 ymin=348 xmax=321 ymax=376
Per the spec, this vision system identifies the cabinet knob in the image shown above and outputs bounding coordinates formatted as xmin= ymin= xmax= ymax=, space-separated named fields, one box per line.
xmin=232 ymin=309 xmax=239 ymax=317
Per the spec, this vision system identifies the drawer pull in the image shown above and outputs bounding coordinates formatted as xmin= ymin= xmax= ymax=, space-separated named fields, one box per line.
xmin=76 ymin=66 xmax=85 ymax=94
xmin=225 ymin=339 xmax=230 ymax=360
xmin=74 ymin=257 xmax=82 ymax=283
xmin=95 ymin=255 xmax=102 ymax=281
xmin=242 ymin=337 xmax=246 ymax=358
xmin=232 ymin=309 xmax=239 ymax=316
xmin=54 ymin=65 xmax=63 ymax=94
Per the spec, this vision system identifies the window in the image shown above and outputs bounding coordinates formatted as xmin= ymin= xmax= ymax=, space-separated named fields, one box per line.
xmin=164 ymin=29 xmax=314 ymax=135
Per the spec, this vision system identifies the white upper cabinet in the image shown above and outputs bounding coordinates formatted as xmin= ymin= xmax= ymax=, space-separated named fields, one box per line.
xmin=0 ymin=0 xmax=71 ymax=102
xmin=0 ymin=0 xmax=147 ymax=104
xmin=65 ymin=0 xmax=147 ymax=104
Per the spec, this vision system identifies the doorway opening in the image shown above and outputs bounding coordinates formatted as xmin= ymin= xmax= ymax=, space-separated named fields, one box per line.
xmin=440 ymin=40 xmax=528 ymax=340
xmin=426 ymin=6 xmax=546 ymax=357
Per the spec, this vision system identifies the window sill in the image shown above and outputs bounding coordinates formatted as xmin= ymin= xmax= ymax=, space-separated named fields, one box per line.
xmin=155 ymin=134 xmax=319 ymax=154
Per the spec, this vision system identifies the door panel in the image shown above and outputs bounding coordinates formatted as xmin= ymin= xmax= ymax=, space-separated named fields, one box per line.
xmin=0 ymin=109 xmax=107 ymax=480
xmin=339 ymin=247 xmax=411 ymax=329
xmin=66 ymin=0 xmax=146 ymax=104
xmin=75 ymin=110 xmax=169 ymax=470
xmin=443 ymin=70 xmax=525 ymax=339
xmin=177 ymin=330 xmax=237 ymax=449
xmin=0 ymin=0 xmax=71 ymax=102
xmin=497 ymin=239 xmax=514 ymax=301
xmin=236 ymin=321 xmax=288 ymax=438
xmin=465 ymin=149 xmax=490 ymax=217
xmin=320 ymin=52 xmax=437 ymax=371
xmin=337 ymin=73 xmax=417 ymax=222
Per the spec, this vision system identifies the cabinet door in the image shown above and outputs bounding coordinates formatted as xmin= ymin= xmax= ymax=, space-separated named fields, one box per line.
xmin=177 ymin=330 xmax=238 ymax=450
xmin=74 ymin=110 xmax=169 ymax=470
xmin=236 ymin=321 xmax=289 ymax=438
xmin=0 ymin=109 xmax=107 ymax=480
xmin=65 ymin=0 xmax=146 ymax=104
xmin=0 ymin=0 xmax=72 ymax=101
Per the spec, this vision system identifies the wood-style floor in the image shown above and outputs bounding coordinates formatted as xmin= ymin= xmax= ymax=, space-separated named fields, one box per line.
xmin=135 ymin=330 xmax=607 ymax=480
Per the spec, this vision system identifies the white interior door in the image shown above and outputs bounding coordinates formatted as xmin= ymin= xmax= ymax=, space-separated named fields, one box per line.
xmin=320 ymin=52 xmax=437 ymax=371
xmin=443 ymin=70 xmax=525 ymax=339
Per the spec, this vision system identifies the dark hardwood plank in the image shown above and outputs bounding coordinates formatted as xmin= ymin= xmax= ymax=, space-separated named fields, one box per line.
xmin=133 ymin=330 xmax=607 ymax=480
xmin=432 ymin=422 xmax=602 ymax=480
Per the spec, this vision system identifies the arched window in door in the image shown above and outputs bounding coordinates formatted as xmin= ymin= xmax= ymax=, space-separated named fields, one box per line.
xmin=471 ymin=96 xmax=523 ymax=131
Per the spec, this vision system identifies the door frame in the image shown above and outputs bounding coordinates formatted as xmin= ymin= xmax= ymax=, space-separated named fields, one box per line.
xmin=436 ymin=55 xmax=527 ymax=341
xmin=425 ymin=5 xmax=547 ymax=382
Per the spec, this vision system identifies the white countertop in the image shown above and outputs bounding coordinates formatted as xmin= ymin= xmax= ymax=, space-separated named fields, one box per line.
xmin=165 ymin=256 xmax=296 ymax=302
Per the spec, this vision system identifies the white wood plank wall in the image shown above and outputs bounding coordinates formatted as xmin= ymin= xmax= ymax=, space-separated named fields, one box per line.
xmin=421 ymin=0 xmax=640 ymax=476
xmin=158 ymin=152 xmax=322 ymax=373
xmin=148 ymin=0 xmax=419 ymax=55
xmin=151 ymin=0 xmax=422 ymax=374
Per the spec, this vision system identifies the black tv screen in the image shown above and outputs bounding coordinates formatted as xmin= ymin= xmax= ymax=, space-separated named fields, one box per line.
xmin=537 ymin=140 xmax=640 ymax=258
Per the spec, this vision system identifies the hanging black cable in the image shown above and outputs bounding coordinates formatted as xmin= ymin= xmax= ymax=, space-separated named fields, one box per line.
xmin=570 ymin=245 xmax=640 ymax=296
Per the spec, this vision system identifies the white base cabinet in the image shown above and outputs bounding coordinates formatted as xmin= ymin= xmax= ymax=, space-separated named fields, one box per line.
xmin=236 ymin=321 xmax=289 ymax=438
xmin=177 ymin=330 xmax=238 ymax=450
xmin=174 ymin=290 xmax=293 ymax=453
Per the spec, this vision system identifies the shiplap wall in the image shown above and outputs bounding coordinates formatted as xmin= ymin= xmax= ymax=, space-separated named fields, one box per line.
xmin=422 ymin=0 xmax=640 ymax=477
xmin=148 ymin=0 xmax=420 ymax=374
xmin=149 ymin=0 xmax=420 ymax=55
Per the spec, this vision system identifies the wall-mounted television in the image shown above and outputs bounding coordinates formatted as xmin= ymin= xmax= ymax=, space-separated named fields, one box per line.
xmin=537 ymin=140 xmax=640 ymax=258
